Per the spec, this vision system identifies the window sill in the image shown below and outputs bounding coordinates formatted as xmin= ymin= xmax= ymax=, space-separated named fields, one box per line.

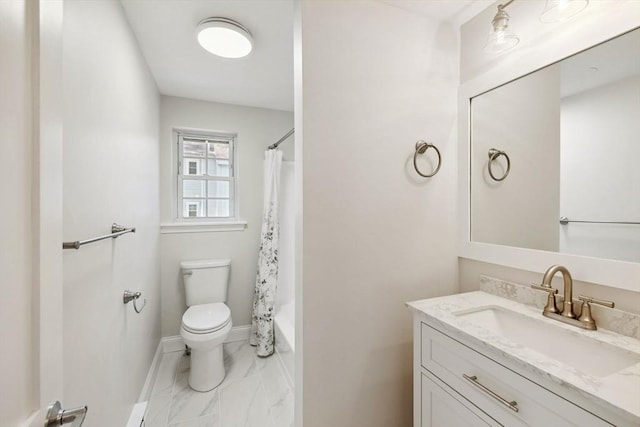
xmin=160 ymin=221 xmax=247 ymax=234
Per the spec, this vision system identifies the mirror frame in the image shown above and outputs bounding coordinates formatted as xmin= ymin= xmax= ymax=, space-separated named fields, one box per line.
xmin=458 ymin=18 xmax=640 ymax=293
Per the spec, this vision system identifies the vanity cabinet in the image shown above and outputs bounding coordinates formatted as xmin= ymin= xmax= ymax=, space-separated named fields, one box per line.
xmin=421 ymin=371 xmax=501 ymax=426
xmin=414 ymin=318 xmax=616 ymax=427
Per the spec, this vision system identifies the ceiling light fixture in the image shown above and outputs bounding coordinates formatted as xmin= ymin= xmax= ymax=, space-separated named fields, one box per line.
xmin=196 ymin=18 xmax=253 ymax=59
xmin=484 ymin=1 xmax=520 ymax=54
xmin=483 ymin=0 xmax=590 ymax=55
xmin=540 ymin=0 xmax=589 ymax=23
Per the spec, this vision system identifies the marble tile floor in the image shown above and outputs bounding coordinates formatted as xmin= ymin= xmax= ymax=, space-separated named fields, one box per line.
xmin=143 ymin=341 xmax=294 ymax=427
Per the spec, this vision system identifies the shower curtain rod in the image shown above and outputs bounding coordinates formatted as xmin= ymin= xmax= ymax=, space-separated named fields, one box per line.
xmin=268 ymin=128 xmax=295 ymax=150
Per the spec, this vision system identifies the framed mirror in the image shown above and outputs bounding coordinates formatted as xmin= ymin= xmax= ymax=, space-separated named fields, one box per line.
xmin=471 ymin=28 xmax=639 ymax=263
xmin=459 ymin=24 xmax=640 ymax=292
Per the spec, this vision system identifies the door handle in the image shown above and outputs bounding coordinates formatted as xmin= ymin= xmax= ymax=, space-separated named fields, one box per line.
xmin=45 ymin=401 xmax=88 ymax=427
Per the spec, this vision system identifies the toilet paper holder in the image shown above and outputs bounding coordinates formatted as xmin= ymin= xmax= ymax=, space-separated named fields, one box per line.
xmin=123 ymin=290 xmax=147 ymax=314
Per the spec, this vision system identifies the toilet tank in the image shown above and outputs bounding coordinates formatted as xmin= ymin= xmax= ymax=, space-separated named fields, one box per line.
xmin=181 ymin=259 xmax=231 ymax=306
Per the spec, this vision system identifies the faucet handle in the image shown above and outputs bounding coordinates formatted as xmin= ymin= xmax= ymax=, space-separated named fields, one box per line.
xmin=577 ymin=296 xmax=614 ymax=330
xmin=531 ymin=284 xmax=558 ymax=294
xmin=578 ymin=295 xmax=614 ymax=308
xmin=531 ymin=284 xmax=559 ymax=314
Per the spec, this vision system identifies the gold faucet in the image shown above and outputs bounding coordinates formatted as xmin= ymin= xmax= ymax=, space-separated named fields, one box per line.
xmin=531 ymin=265 xmax=614 ymax=330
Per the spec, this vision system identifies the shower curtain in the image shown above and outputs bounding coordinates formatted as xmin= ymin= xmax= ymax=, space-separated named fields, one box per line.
xmin=250 ymin=149 xmax=283 ymax=356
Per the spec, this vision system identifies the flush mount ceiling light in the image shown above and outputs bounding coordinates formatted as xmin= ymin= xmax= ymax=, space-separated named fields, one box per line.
xmin=540 ymin=0 xmax=589 ymax=23
xmin=484 ymin=1 xmax=520 ymax=54
xmin=196 ymin=18 xmax=253 ymax=59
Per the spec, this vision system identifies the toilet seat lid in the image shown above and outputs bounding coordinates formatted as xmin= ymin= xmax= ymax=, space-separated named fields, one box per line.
xmin=182 ymin=303 xmax=231 ymax=334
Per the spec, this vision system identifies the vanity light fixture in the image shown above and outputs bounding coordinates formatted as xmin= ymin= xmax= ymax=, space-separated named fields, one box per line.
xmin=540 ymin=0 xmax=589 ymax=23
xmin=484 ymin=0 xmax=520 ymax=54
xmin=196 ymin=18 xmax=253 ymax=59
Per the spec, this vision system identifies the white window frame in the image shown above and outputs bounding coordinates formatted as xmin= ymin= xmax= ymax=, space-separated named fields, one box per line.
xmin=173 ymin=129 xmax=242 ymax=225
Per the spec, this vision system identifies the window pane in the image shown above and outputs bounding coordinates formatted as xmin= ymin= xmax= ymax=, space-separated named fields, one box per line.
xmin=208 ymin=180 xmax=230 ymax=198
xmin=183 ymin=140 xmax=206 ymax=158
xmin=207 ymin=199 xmax=230 ymax=218
xmin=179 ymin=135 xmax=234 ymax=220
xmin=183 ymin=158 xmax=205 ymax=176
xmin=183 ymin=180 xmax=206 ymax=198
xmin=207 ymin=159 xmax=230 ymax=177
xmin=208 ymin=142 xmax=229 ymax=159
xmin=183 ymin=199 xmax=205 ymax=218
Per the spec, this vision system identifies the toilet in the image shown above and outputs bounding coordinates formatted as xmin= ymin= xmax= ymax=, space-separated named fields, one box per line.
xmin=180 ymin=259 xmax=232 ymax=392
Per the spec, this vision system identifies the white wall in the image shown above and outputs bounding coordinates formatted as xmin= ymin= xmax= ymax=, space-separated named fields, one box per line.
xmin=159 ymin=96 xmax=294 ymax=336
xmin=62 ymin=1 xmax=160 ymax=425
xmin=560 ymin=75 xmax=640 ymax=262
xmin=300 ymin=2 xmax=459 ymax=425
xmin=471 ymin=64 xmax=560 ymax=251
xmin=0 ymin=1 xmax=35 ymax=424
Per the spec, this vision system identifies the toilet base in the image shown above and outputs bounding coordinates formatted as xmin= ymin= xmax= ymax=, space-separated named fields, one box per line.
xmin=189 ymin=344 xmax=225 ymax=392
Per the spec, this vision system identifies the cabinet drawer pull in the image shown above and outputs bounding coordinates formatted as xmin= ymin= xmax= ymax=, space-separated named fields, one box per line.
xmin=463 ymin=373 xmax=519 ymax=413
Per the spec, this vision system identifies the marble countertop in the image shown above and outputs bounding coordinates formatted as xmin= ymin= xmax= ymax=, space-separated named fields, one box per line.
xmin=407 ymin=291 xmax=640 ymax=423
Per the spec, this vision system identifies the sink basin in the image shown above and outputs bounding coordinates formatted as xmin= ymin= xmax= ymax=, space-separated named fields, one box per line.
xmin=453 ymin=305 xmax=640 ymax=377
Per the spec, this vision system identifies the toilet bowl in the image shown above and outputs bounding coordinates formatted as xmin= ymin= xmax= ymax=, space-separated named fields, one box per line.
xmin=180 ymin=303 xmax=232 ymax=391
xmin=180 ymin=259 xmax=232 ymax=392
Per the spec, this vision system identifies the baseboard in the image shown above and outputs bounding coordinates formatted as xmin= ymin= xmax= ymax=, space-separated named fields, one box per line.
xmin=161 ymin=325 xmax=252 ymax=354
xmin=126 ymin=401 xmax=147 ymax=427
xmin=226 ymin=324 xmax=251 ymax=343
xmin=162 ymin=335 xmax=186 ymax=353
xmin=137 ymin=340 xmax=163 ymax=402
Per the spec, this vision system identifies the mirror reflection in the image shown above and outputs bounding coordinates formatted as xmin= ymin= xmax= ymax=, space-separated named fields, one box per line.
xmin=471 ymin=28 xmax=640 ymax=263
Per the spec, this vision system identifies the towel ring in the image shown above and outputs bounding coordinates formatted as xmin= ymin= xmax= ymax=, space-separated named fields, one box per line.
xmin=123 ymin=290 xmax=147 ymax=314
xmin=488 ymin=148 xmax=510 ymax=181
xmin=413 ymin=140 xmax=442 ymax=178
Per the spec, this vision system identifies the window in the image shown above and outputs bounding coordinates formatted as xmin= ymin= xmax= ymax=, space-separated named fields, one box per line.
xmin=177 ymin=131 xmax=236 ymax=219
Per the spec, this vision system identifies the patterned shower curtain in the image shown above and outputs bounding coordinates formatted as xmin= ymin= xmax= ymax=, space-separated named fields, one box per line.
xmin=250 ymin=149 xmax=283 ymax=356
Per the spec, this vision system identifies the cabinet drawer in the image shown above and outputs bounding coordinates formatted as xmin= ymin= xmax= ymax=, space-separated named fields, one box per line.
xmin=421 ymin=323 xmax=613 ymax=427
xmin=421 ymin=371 xmax=502 ymax=427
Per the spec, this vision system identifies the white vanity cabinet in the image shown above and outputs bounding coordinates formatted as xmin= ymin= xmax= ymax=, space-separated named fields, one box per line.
xmin=414 ymin=317 xmax=617 ymax=427
xmin=421 ymin=371 xmax=501 ymax=426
